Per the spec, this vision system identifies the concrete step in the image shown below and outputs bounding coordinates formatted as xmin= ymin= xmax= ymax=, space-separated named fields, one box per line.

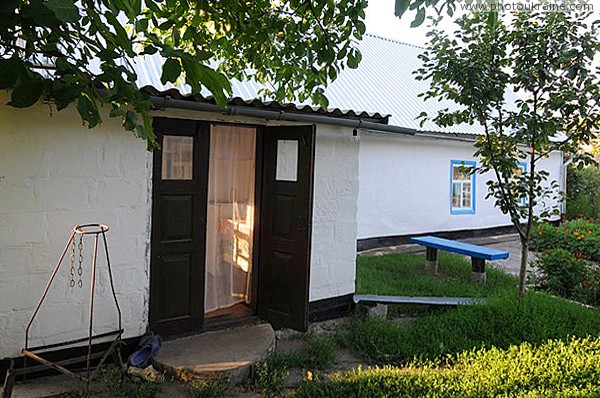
xmin=153 ymin=323 xmax=275 ymax=386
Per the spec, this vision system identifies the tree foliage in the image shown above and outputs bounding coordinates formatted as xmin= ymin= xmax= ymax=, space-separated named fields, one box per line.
xmin=416 ymin=10 xmax=600 ymax=297
xmin=0 ymin=0 xmax=367 ymax=149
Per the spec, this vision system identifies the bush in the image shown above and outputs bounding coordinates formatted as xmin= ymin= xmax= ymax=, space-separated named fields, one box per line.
xmin=295 ymin=337 xmax=600 ymax=398
xmin=566 ymin=165 xmax=600 ymax=221
xmin=530 ymin=218 xmax=600 ymax=262
xmin=350 ymin=292 xmax=600 ymax=366
xmin=535 ymin=248 xmax=590 ymax=302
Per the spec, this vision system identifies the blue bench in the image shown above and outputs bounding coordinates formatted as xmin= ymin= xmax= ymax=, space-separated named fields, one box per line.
xmin=410 ymin=236 xmax=509 ymax=283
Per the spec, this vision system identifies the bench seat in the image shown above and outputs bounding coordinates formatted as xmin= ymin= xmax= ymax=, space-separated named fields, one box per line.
xmin=410 ymin=236 xmax=509 ymax=260
xmin=354 ymin=294 xmax=485 ymax=306
xmin=410 ymin=235 xmax=509 ymax=283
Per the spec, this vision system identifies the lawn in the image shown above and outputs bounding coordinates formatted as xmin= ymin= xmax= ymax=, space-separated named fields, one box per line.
xmin=356 ymin=252 xmax=516 ymax=298
xmin=292 ymin=252 xmax=600 ymax=397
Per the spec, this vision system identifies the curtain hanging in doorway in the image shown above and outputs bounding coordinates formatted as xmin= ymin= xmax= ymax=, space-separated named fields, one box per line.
xmin=204 ymin=124 xmax=256 ymax=313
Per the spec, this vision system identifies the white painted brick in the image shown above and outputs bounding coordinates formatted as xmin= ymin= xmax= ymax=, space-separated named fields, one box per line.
xmin=0 ymin=213 xmax=50 ymax=245
xmin=0 ymin=98 xmax=152 ymax=358
xmin=357 ymin=134 xmax=563 ymax=239
xmin=34 ymin=178 xmax=90 ymax=211
xmin=0 ymin=178 xmax=38 ymax=214
xmin=309 ymin=125 xmax=359 ymax=302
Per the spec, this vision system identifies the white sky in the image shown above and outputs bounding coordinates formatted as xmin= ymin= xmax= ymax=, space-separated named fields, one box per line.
xmin=364 ymin=0 xmax=600 ymax=47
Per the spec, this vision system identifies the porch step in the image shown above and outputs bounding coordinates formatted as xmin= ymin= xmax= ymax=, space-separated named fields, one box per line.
xmin=153 ymin=323 xmax=275 ymax=385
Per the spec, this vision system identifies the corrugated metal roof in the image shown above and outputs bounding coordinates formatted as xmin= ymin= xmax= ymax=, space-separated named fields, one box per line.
xmin=141 ymin=86 xmax=390 ymax=123
xmin=134 ymin=34 xmax=513 ymax=135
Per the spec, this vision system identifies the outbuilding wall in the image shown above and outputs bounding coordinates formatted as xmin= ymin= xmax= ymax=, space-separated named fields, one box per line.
xmin=0 ymin=100 xmax=359 ymax=358
xmin=0 ymin=96 xmax=153 ymax=358
xmin=357 ymin=133 xmax=564 ymax=240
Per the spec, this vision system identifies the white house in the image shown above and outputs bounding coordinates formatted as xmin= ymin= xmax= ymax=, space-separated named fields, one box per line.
xmin=0 ymin=34 xmax=564 ymax=361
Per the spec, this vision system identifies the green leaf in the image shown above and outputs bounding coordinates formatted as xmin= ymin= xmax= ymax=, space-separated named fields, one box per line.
xmin=0 ymin=57 xmax=24 ymax=89
xmin=347 ymin=49 xmax=362 ymax=69
xmin=182 ymin=59 xmax=231 ymax=106
xmin=8 ymin=78 xmax=44 ymax=108
xmin=0 ymin=0 xmax=17 ymax=16
xmin=124 ymin=110 xmax=138 ymax=130
xmin=487 ymin=11 xmax=498 ymax=28
xmin=411 ymin=7 xmax=426 ymax=27
xmin=21 ymin=0 xmax=58 ymax=26
xmin=45 ymin=0 xmax=79 ymax=23
xmin=161 ymin=58 xmax=182 ymax=84
xmin=76 ymin=95 xmax=100 ymax=128
xmin=394 ymin=0 xmax=411 ymax=18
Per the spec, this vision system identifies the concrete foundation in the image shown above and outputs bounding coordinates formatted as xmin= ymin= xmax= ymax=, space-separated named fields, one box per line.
xmin=471 ymin=272 xmax=486 ymax=284
xmin=425 ymin=260 xmax=438 ymax=273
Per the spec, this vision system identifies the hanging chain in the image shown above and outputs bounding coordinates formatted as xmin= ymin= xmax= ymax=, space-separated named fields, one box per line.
xmin=69 ymin=238 xmax=76 ymax=288
xmin=77 ymin=234 xmax=84 ymax=288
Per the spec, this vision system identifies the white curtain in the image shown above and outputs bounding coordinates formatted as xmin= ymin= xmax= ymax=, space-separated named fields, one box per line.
xmin=204 ymin=124 xmax=256 ymax=313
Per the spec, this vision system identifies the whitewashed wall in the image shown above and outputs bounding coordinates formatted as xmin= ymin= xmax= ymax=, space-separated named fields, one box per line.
xmin=0 ymin=100 xmax=359 ymax=357
xmin=0 ymin=95 xmax=153 ymax=358
xmin=308 ymin=125 xmax=359 ymax=302
xmin=357 ymin=133 xmax=564 ymax=240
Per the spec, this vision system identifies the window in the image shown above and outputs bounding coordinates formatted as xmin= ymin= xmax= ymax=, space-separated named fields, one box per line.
xmin=514 ymin=162 xmax=528 ymax=207
xmin=450 ymin=160 xmax=476 ymax=214
xmin=162 ymin=135 xmax=193 ymax=180
xmin=275 ymin=140 xmax=299 ymax=182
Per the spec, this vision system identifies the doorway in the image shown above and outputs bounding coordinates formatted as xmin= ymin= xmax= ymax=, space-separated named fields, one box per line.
xmin=204 ymin=124 xmax=257 ymax=322
xmin=149 ymin=118 xmax=315 ymax=337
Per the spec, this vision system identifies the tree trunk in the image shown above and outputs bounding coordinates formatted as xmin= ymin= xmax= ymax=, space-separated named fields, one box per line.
xmin=518 ymin=238 xmax=529 ymax=299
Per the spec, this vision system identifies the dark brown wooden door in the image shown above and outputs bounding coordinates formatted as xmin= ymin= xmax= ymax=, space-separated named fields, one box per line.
xmin=149 ymin=118 xmax=209 ymax=337
xmin=258 ymin=125 xmax=315 ymax=331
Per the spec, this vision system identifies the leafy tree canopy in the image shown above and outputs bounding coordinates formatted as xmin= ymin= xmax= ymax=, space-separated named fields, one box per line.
xmin=416 ymin=9 xmax=600 ymax=297
xmin=0 ymin=0 xmax=367 ymax=148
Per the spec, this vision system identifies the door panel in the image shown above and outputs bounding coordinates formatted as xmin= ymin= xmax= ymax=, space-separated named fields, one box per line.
xmin=150 ymin=118 xmax=209 ymax=337
xmin=258 ymin=125 xmax=315 ymax=331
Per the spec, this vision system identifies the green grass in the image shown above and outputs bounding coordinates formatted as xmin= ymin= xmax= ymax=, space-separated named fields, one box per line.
xmin=356 ymin=252 xmax=517 ymax=298
xmin=295 ymin=337 xmax=600 ymax=397
xmin=351 ymin=291 xmax=600 ymax=365
xmin=290 ymin=252 xmax=600 ymax=397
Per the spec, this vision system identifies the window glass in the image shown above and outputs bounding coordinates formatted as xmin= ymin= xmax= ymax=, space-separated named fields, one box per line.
xmin=514 ymin=162 xmax=527 ymax=206
xmin=162 ymin=135 xmax=193 ymax=180
xmin=276 ymin=140 xmax=299 ymax=181
xmin=451 ymin=161 xmax=475 ymax=214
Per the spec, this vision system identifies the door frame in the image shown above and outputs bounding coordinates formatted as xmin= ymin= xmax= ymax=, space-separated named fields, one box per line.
xmin=149 ymin=118 xmax=268 ymax=337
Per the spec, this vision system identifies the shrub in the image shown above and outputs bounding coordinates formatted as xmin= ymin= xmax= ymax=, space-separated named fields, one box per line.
xmin=350 ymin=292 xmax=600 ymax=365
xmin=295 ymin=337 xmax=600 ymax=398
xmin=535 ymin=248 xmax=589 ymax=302
xmin=566 ymin=165 xmax=600 ymax=221
xmin=530 ymin=218 xmax=600 ymax=262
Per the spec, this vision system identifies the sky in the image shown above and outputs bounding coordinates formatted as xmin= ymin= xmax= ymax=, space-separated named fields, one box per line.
xmin=364 ymin=0 xmax=459 ymax=46
xmin=363 ymin=0 xmax=600 ymax=47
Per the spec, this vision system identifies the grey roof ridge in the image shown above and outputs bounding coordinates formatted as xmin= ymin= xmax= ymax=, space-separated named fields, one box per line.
xmin=364 ymin=32 xmax=427 ymax=50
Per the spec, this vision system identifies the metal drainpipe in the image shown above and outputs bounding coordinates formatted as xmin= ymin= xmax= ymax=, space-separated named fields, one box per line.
xmin=149 ymin=96 xmax=417 ymax=136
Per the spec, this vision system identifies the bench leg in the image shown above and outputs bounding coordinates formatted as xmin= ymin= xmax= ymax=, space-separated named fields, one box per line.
xmin=426 ymin=247 xmax=438 ymax=274
xmin=471 ymin=258 xmax=486 ymax=283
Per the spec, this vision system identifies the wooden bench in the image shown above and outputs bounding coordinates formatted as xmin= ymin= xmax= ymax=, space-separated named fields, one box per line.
xmin=410 ymin=236 xmax=509 ymax=283
xmin=354 ymin=294 xmax=485 ymax=306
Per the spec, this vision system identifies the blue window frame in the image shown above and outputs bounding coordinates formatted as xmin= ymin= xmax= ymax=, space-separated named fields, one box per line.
xmin=450 ymin=160 xmax=476 ymax=215
xmin=515 ymin=161 xmax=528 ymax=207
